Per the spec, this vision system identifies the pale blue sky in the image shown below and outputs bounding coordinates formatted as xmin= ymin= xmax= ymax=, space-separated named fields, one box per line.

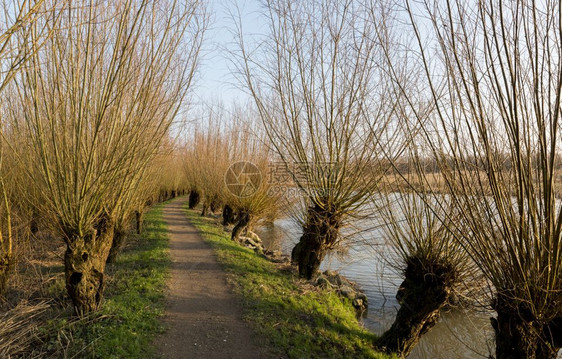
xmin=195 ymin=0 xmax=266 ymax=105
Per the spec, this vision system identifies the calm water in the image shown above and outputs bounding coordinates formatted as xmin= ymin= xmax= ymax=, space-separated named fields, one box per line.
xmin=255 ymin=217 xmax=494 ymax=359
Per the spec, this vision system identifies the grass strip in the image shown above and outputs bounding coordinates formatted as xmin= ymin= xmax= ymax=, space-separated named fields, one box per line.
xmin=184 ymin=208 xmax=394 ymax=359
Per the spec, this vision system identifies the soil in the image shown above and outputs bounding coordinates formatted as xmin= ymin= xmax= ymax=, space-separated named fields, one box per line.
xmin=156 ymin=198 xmax=273 ymax=359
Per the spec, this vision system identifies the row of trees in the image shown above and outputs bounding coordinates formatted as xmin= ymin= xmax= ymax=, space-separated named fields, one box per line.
xmin=182 ymin=0 xmax=471 ymax=356
xmin=375 ymin=1 xmax=562 ymax=357
xmin=181 ymin=104 xmax=279 ymax=242
xmin=220 ymin=0 xmax=562 ymax=358
xmin=0 ymin=0 xmax=206 ymax=317
xmin=2 ymin=0 xmax=560 ymax=358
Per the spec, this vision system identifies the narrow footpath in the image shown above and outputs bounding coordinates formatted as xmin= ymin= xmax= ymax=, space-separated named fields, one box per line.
xmin=156 ymin=197 xmax=271 ymax=358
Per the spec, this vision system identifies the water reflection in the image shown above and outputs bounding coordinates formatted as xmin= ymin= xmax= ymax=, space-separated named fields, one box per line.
xmin=255 ymin=217 xmax=494 ymax=359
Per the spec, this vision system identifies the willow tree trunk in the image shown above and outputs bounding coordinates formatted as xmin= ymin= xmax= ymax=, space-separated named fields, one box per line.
xmin=222 ymin=204 xmax=236 ymax=225
xmin=135 ymin=210 xmax=143 ymax=234
xmin=0 ymin=209 xmax=12 ymax=295
xmin=231 ymin=211 xmax=251 ymax=242
xmin=291 ymin=205 xmax=341 ymax=280
xmin=188 ymin=190 xmax=200 ymax=209
xmin=375 ymin=257 xmax=455 ymax=357
xmin=106 ymin=227 xmax=127 ymax=264
xmin=0 ymin=252 xmax=11 ymax=295
xmin=201 ymin=201 xmax=209 ymax=216
xmin=210 ymin=198 xmax=221 ymax=213
xmin=491 ymin=294 xmax=561 ymax=359
xmin=64 ymin=218 xmax=114 ymax=316
xmin=30 ymin=214 xmax=39 ymax=235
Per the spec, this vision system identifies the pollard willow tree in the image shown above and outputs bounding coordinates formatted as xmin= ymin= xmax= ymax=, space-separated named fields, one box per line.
xmin=237 ymin=0 xmax=404 ymax=279
xmin=190 ymin=107 xmax=230 ymax=217
xmin=374 ymin=170 xmax=479 ymax=356
xmin=387 ymin=0 xmax=562 ymax=357
xmin=223 ymin=108 xmax=280 ymax=242
xmin=10 ymin=0 xmax=205 ymax=315
xmin=106 ymin=162 xmax=161 ymax=263
xmin=0 ymin=0 xmax=59 ymax=294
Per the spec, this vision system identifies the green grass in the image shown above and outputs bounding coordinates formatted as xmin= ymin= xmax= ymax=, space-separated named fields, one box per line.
xmin=43 ymin=204 xmax=170 ymax=358
xmin=185 ymin=208 xmax=394 ymax=359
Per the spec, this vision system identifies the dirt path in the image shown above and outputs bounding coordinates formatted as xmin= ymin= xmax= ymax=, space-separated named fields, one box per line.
xmin=156 ymin=197 xmax=272 ymax=359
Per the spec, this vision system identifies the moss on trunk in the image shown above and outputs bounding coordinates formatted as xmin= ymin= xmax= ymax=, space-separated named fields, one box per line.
xmin=291 ymin=205 xmax=341 ymax=280
xmin=188 ymin=190 xmax=201 ymax=209
xmin=231 ymin=211 xmax=251 ymax=242
xmin=375 ymin=256 xmax=455 ymax=357
xmin=491 ymin=293 xmax=561 ymax=359
xmin=64 ymin=217 xmax=114 ymax=316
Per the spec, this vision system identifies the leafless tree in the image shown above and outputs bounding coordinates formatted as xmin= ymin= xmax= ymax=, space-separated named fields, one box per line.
xmin=182 ymin=103 xmax=279 ymax=241
xmin=236 ymin=0 xmax=404 ymax=279
xmin=8 ymin=0 xmax=206 ymax=315
xmin=0 ymin=0 xmax=61 ymax=295
xmin=223 ymin=106 xmax=280 ymax=242
xmin=385 ymin=0 xmax=562 ymax=357
xmin=374 ymin=163 xmax=481 ymax=356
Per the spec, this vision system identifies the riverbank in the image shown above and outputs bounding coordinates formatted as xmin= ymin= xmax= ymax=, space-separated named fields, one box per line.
xmin=184 ymin=207 xmax=394 ymax=359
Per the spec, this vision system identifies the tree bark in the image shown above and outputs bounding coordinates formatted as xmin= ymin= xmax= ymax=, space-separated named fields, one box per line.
xmin=291 ymin=205 xmax=340 ymax=280
xmin=30 ymin=215 xmax=39 ymax=235
xmin=200 ymin=202 xmax=209 ymax=216
xmin=491 ymin=294 xmax=561 ymax=359
xmin=0 ymin=253 xmax=10 ymax=295
xmin=106 ymin=227 xmax=127 ymax=264
xmin=231 ymin=211 xmax=251 ymax=242
xmin=375 ymin=257 xmax=455 ymax=357
xmin=188 ymin=190 xmax=200 ymax=209
xmin=210 ymin=198 xmax=222 ymax=213
xmin=135 ymin=210 xmax=143 ymax=234
xmin=64 ymin=217 xmax=114 ymax=316
xmin=222 ymin=204 xmax=236 ymax=226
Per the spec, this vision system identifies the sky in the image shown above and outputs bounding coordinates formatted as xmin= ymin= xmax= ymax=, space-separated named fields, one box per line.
xmin=195 ymin=0 xmax=266 ymax=106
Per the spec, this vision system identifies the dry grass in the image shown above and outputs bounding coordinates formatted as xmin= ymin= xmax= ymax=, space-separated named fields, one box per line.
xmin=381 ymin=172 xmax=448 ymax=194
xmin=0 ymin=230 xmax=68 ymax=358
xmin=0 ymin=227 xmax=105 ymax=357
xmin=0 ymin=300 xmax=50 ymax=358
xmin=3 ymin=231 xmax=65 ymax=306
xmin=383 ymin=169 xmax=562 ymax=200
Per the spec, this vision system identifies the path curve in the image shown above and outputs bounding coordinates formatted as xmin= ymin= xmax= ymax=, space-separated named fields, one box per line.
xmin=156 ymin=197 xmax=271 ymax=358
